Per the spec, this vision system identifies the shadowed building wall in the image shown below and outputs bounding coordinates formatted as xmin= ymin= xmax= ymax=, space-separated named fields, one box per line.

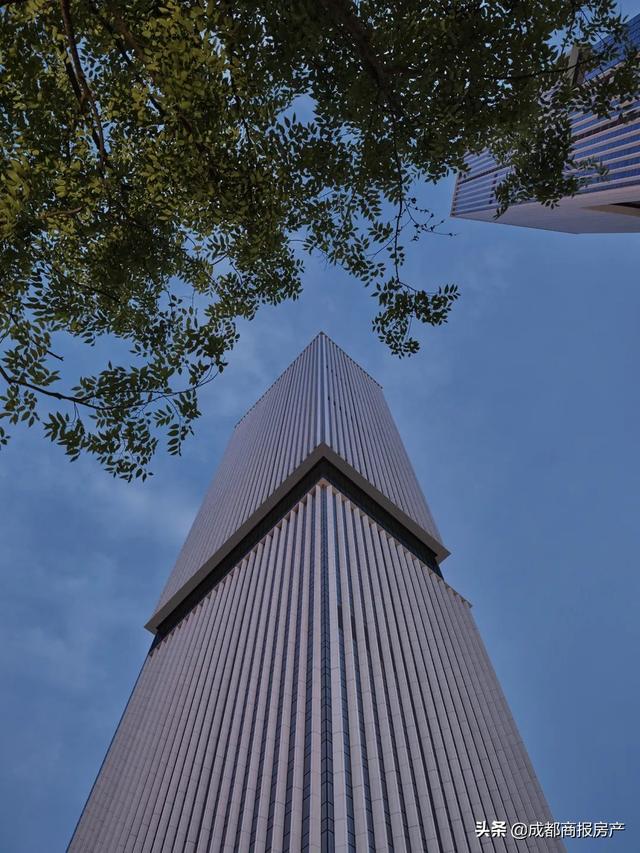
xmin=70 ymin=334 xmax=562 ymax=852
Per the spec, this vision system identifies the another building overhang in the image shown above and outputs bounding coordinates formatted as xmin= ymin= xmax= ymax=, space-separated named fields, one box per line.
xmin=452 ymin=181 xmax=640 ymax=233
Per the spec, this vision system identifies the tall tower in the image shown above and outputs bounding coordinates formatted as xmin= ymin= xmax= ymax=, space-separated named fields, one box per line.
xmin=70 ymin=333 xmax=562 ymax=852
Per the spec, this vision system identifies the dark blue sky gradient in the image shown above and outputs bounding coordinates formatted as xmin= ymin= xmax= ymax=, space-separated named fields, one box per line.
xmin=2 ymin=22 xmax=640 ymax=853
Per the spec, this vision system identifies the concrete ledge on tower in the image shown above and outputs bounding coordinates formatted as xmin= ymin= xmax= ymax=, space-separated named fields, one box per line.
xmin=145 ymin=442 xmax=450 ymax=636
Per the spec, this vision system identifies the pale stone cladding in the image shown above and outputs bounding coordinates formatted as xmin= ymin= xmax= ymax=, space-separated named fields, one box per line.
xmin=70 ymin=335 xmax=562 ymax=852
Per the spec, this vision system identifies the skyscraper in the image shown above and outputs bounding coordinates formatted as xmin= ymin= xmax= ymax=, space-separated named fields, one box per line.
xmin=450 ymin=13 xmax=640 ymax=233
xmin=70 ymin=333 xmax=562 ymax=852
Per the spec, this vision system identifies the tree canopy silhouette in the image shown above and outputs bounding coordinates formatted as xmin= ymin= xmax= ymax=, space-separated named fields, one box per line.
xmin=1 ymin=0 xmax=637 ymax=477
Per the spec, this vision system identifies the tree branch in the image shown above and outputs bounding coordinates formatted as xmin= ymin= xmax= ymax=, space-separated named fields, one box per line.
xmin=316 ymin=0 xmax=401 ymax=112
xmin=103 ymin=1 xmax=198 ymax=138
xmin=47 ymin=260 xmax=120 ymax=304
xmin=59 ymin=0 xmax=108 ymax=165
xmin=84 ymin=0 xmax=167 ymax=120
xmin=40 ymin=206 xmax=84 ymax=219
xmin=0 ymin=363 xmax=102 ymax=409
xmin=0 ymin=359 xmax=219 ymax=416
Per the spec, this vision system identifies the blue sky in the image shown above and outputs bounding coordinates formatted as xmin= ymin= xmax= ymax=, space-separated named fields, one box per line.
xmin=2 ymin=18 xmax=640 ymax=852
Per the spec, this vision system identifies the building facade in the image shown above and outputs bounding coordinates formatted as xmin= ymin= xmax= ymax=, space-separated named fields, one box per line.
xmin=450 ymin=13 xmax=640 ymax=233
xmin=70 ymin=334 xmax=562 ymax=852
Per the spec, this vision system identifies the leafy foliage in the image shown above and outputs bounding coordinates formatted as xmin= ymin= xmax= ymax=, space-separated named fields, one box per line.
xmin=0 ymin=0 xmax=637 ymax=477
